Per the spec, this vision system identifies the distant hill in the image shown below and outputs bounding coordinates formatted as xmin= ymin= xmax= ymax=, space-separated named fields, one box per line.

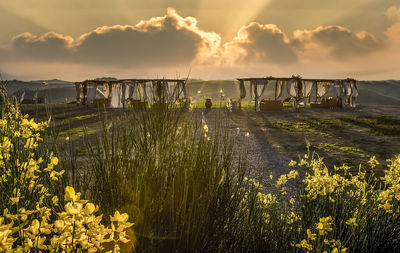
xmin=3 ymin=78 xmax=400 ymax=105
xmin=6 ymin=79 xmax=75 ymax=103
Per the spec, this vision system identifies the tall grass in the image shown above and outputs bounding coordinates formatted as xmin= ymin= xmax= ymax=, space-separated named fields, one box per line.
xmin=75 ymin=100 xmax=255 ymax=252
xmin=5 ymin=79 xmax=400 ymax=252
xmin=57 ymin=89 xmax=400 ymax=252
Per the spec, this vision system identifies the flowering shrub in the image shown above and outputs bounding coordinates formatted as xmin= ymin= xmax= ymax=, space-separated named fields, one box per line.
xmin=0 ymin=92 xmax=134 ymax=252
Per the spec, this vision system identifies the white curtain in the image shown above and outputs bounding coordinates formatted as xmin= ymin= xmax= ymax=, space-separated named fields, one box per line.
xmin=275 ymin=80 xmax=285 ymax=100
xmin=251 ymin=79 xmax=268 ymax=111
xmin=137 ymin=82 xmax=148 ymax=101
xmin=103 ymin=83 xmax=110 ymax=99
xmin=331 ymin=80 xmax=343 ymax=98
xmin=286 ymin=79 xmax=298 ymax=98
xmin=302 ymin=81 xmax=314 ymax=98
xmin=86 ymin=82 xmax=97 ymax=103
xmin=316 ymin=81 xmax=331 ymax=98
xmin=110 ymin=83 xmax=122 ymax=108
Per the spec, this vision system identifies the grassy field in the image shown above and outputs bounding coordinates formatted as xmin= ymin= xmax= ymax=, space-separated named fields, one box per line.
xmin=3 ymin=99 xmax=400 ymax=252
xmin=21 ymin=103 xmax=400 ymax=176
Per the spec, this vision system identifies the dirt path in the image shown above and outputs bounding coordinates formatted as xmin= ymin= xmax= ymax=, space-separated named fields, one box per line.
xmin=200 ymin=109 xmax=293 ymax=179
xmin=228 ymin=105 xmax=400 ymax=176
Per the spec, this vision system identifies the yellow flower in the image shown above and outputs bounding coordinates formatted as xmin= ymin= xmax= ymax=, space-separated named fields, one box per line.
xmin=110 ymin=211 xmax=129 ymax=223
xmin=50 ymin=157 xmax=58 ymax=166
xmin=345 ymin=217 xmax=358 ymax=227
xmin=289 ymin=160 xmax=297 ymax=166
xmin=65 ymin=136 xmax=70 ymax=141
xmin=295 ymin=239 xmax=312 ymax=251
xmin=288 ymin=170 xmax=299 ymax=179
xmin=52 ymin=196 xmax=59 ymax=206
xmin=307 ymin=229 xmax=316 ymax=241
xmin=64 ymin=186 xmax=78 ymax=202
xmin=84 ymin=203 xmax=96 ymax=215
xmin=9 ymin=197 xmax=19 ymax=205
xmin=368 ymin=156 xmax=379 ymax=168
xmin=276 ymin=174 xmax=288 ymax=188
xmin=203 ymin=124 xmax=209 ymax=133
xmin=316 ymin=216 xmax=333 ymax=235
xmin=245 ymin=132 xmax=249 ymax=137
xmin=43 ymin=81 xmax=48 ymax=86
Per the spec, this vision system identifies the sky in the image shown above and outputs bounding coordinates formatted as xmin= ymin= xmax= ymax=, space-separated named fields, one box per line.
xmin=0 ymin=0 xmax=399 ymax=81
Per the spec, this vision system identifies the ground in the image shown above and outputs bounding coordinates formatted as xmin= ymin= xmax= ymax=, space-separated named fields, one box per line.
xmin=21 ymin=103 xmax=400 ymax=178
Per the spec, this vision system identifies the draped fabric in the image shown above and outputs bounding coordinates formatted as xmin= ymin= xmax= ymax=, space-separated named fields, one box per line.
xmin=250 ymin=79 xmax=268 ymax=111
xmin=121 ymin=82 xmax=127 ymax=103
xmin=127 ymin=82 xmax=135 ymax=99
xmin=351 ymin=80 xmax=358 ymax=98
xmin=104 ymin=83 xmax=110 ymax=99
xmin=331 ymin=80 xmax=343 ymax=98
xmin=250 ymin=80 xmax=267 ymax=99
xmin=86 ymin=82 xmax=97 ymax=103
xmin=137 ymin=82 xmax=148 ymax=101
xmin=131 ymin=82 xmax=141 ymax=100
xmin=286 ymin=79 xmax=298 ymax=98
xmin=121 ymin=82 xmax=133 ymax=106
xmin=256 ymin=79 xmax=267 ymax=98
xmin=75 ymin=83 xmax=82 ymax=103
xmin=110 ymin=83 xmax=122 ymax=108
xmin=302 ymin=81 xmax=313 ymax=98
xmin=316 ymin=81 xmax=331 ymax=98
xmin=275 ymin=80 xmax=285 ymax=100
xmin=239 ymin=80 xmax=246 ymax=99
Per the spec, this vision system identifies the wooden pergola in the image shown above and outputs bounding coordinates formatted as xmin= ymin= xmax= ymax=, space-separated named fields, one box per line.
xmin=75 ymin=78 xmax=187 ymax=108
xmin=237 ymin=76 xmax=357 ymax=111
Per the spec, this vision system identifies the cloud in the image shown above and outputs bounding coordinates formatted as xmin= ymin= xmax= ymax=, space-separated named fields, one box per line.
xmin=0 ymin=8 xmax=395 ymax=80
xmin=221 ymin=22 xmax=297 ymax=65
xmin=10 ymin=32 xmax=74 ymax=60
xmin=385 ymin=6 xmax=400 ymax=44
xmin=1 ymin=8 xmax=221 ymax=68
xmin=292 ymin=25 xmax=382 ymax=60
xmin=386 ymin=6 xmax=400 ymax=21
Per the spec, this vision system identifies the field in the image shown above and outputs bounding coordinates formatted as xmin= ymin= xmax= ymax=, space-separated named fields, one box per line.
xmin=2 ymin=85 xmax=400 ymax=252
xmin=21 ymin=103 xmax=400 ymax=177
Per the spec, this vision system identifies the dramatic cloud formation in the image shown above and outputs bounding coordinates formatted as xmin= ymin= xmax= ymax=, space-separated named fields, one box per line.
xmin=0 ymin=7 xmax=398 ymax=80
xmin=1 ymin=8 xmax=221 ymax=67
xmin=292 ymin=26 xmax=382 ymax=60
xmin=221 ymin=22 xmax=297 ymax=65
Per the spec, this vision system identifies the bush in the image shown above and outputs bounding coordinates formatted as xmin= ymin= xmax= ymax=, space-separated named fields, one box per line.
xmin=0 ymin=83 xmax=134 ymax=252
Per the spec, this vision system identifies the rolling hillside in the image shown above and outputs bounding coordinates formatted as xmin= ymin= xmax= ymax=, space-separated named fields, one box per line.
xmin=4 ymin=78 xmax=400 ymax=105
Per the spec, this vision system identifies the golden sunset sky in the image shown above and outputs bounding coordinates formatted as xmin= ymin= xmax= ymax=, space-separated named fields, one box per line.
xmin=0 ymin=0 xmax=399 ymax=80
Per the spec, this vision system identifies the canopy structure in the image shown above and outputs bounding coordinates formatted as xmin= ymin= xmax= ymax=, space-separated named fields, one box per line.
xmin=75 ymin=78 xmax=187 ymax=108
xmin=237 ymin=76 xmax=358 ymax=111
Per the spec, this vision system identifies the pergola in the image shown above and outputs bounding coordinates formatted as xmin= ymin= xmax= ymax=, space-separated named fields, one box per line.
xmin=236 ymin=76 xmax=357 ymax=111
xmin=75 ymin=78 xmax=187 ymax=108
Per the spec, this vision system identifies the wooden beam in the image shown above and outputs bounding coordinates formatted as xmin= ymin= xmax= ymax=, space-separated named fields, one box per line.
xmin=237 ymin=77 xmax=357 ymax=83
xmin=78 ymin=79 xmax=186 ymax=86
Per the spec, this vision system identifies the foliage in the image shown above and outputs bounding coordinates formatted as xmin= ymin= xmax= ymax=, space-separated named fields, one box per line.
xmin=0 ymin=83 xmax=133 ymax=252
